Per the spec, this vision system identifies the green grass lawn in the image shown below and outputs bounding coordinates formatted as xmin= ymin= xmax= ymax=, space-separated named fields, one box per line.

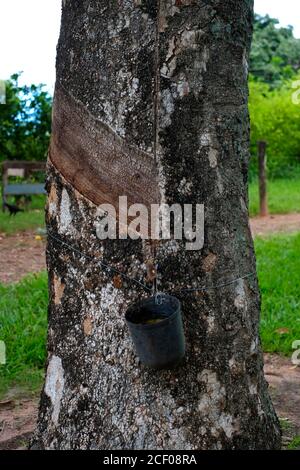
xmin=0 ymin=273 xmax=48 ymax=397
xmin=256 ymin=232 xmax=300 ymax=355
xmin=249 ymin=177 xmax=300 ymax=217
xmin=0 ymin=233 xmax=299 ymax=397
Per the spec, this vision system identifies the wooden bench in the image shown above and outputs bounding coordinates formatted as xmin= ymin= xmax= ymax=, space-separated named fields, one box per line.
xmin=1 ymin=161 xmax=46 ymax=211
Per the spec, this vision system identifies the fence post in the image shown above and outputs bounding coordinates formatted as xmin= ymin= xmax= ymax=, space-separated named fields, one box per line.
xmin=258 ymin=140 xmax=268 ymax=217
xmin=2 ymin=165 xmax=8 ymax=211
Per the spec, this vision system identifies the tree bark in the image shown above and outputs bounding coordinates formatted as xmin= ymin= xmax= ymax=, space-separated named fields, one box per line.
xmin=32 ymin=0 xmax=281 ymax=450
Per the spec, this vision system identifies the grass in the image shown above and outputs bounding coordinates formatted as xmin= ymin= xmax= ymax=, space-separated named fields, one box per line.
xmin=279 ymin=419 xmax=300 ymax=450
xmin=0 ymin=273 xmax=48 ymax=397
xmin=0 ymin=233 xmax=299 ymax=397
xmin=287 ymin=436 xmax=300 ymax=450
xmin=255 ymin=232 xmax=300 ymax=355
xmin=0 ymin=209 xmax=45 ymax=234
xmin=249 ymin=177 xmax=300 ymax=217
xmin=0 ymin=195 xmax=45 ymax=234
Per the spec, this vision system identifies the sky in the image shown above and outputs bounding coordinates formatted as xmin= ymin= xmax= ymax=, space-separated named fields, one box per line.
xmin=0 ymin=0 xmax=61 ymax=93
xmin=0 ymin=0 xmax=299 ymax=93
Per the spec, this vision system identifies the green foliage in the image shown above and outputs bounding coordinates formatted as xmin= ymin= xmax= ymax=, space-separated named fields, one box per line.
xmin=0 ymin=73 xmax=52 ymax=163
xmin=256 ymin=233 xmax=300 ymax=356
xmin=279 ymin=418 xmax=293 ymax=431
xmin=249 ymin=77 xmax=300 ymax=178
xmin=0 ymin=273 xmax=48 ymax=397
xmin=250 ymin=14 xmax=300 ymax=86
xmin=249 ymin=177 xmax=300 ymax=216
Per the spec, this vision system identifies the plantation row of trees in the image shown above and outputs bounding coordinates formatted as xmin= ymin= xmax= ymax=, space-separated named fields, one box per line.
xmin=0 ymin=15 xmax=300 ymax=177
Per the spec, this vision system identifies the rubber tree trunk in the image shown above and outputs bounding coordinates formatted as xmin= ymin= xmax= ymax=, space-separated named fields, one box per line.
xmin=32 ymin=0 xmax=281 ymax=450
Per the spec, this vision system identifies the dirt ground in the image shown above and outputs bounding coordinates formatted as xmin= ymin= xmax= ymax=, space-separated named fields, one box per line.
xmin=0 ymin=213 xmax=300 ymax=449
xmin=0 ymin=231 xmax=46 ymax=284
xmin=250 ymin=213 xmax=300 ymax=237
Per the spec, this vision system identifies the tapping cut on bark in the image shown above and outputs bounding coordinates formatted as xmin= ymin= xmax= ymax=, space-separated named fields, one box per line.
xmin=32 ymin=0 xmax=281 ymax=450
xmin=50 ymin=84 xmax=160 ymax=211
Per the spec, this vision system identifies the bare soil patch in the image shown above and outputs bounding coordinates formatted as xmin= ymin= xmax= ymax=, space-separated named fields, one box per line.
xmin=0 ymin=218 xmax=299 ymax=448
xmin=250 ymin=213 xmax=300 ymax=237
xmin=0 ymin=231 xmax=46 ymax=284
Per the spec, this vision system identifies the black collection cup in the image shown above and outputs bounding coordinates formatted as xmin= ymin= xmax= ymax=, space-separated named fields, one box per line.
xmin=125 ymin=294 xmax=185 ymax=369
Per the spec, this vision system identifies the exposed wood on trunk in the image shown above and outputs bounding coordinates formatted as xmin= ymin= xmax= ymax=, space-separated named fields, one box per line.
xmin=50 ymin=84 xmax=160 ymax=211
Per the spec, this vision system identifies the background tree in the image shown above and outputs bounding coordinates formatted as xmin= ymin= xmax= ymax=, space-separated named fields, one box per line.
xmin=0 ymin=73 xmax=52 ymax=163
xmin=248 ymin=16 xmax=300 ymax=178
xmin=250 ymin=14 xmax=300 ymax=86
xmin=32 ymin=0 xmax=281 ymax=450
